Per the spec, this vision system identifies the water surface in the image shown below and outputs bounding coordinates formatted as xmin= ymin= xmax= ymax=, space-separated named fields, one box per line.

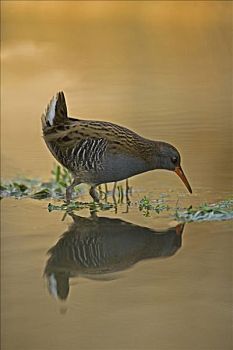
xmin=1 ymin=2 xmax=232 ymax=350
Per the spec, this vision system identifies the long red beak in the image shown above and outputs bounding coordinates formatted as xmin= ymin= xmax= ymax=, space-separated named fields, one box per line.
xmin=175 ymin=166 xmax=192 ymax=194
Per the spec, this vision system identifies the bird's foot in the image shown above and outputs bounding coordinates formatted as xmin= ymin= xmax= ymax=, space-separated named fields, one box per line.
xmin=65 ymin=185 xmax=73 ymax=204
xmin=89 ymin=186 xmax=100 ymax=203
xmin=65 ymin=179 xmax=81 ymax=205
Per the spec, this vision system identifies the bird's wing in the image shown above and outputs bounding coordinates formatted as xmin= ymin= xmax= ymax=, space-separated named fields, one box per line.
xmin=43 ymin=120 xmax=111 ymax=171
xmin=43 ymin=118 xmax=152 ymax=160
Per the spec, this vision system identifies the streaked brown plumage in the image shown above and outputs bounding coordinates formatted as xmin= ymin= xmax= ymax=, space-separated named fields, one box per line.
xmin=41 ymin=91 xmax=192 ymax=202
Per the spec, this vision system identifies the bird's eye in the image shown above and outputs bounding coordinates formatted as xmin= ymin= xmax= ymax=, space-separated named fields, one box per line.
xmin=171 ymin=156 xmax=178 ymax=164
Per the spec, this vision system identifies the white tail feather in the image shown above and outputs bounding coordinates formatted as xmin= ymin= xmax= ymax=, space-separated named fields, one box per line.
xmin=47 ymin=95 xmax=58 ymax=126
xmin=41 ymin=93 xmax=59 ymax=128
xmin=42 ymin=91 xmax=68 ymax=130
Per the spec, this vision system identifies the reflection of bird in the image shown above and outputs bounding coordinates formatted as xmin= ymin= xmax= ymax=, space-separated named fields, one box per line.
xmin=44 ymin=213 xmax=185 ymax=300
xmin=41 ymin=92 xmax=192 ymax=203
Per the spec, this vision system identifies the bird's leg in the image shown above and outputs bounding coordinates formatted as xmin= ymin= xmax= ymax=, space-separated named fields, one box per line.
xmin=104 ymin=183 xmax=108 ymax=194
xmin=98 ymin=185 xmax=107 ymax=201
xmin=112 ymin=182 xmax=117 ymax=203
xmin=89 ymin=185 xmax=100 ymax=203
xmin=98 ymin=185 xmax=103 ymax=195
xmin=125 ymin=179 xmax=130 ymax=204
xmin=66 ymin=178 xmax=80 ymax=203
xmin=104 ymin=183 xmax=108 ymax=201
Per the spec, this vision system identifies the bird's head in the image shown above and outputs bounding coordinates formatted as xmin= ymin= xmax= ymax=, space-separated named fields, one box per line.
xmin=153 ymin=142 xmax=192 ymax=194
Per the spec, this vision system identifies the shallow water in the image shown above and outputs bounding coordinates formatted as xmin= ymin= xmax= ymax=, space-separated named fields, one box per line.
xmin=2 ymin=200 xmax=232 ymax=350
xmin=1 ymin=2 xmax=232 ymax=350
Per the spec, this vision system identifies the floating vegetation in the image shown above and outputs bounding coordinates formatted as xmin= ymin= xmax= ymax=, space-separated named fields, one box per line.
xmin=139 ymin=196 xmax=169 ymax=217
xmin=137 ymin=197 xmax=233 ymax=221
xmin=0 ymin=165 xmax=82 ymax=200
xmin=0 ymin=182 xmax=30 ymax=199
xmin=48 ymin=201 xmax=114 ymax=213
xmin=175 ymin=200 xmax=233 ymax=222
xmin=31 ymin=189 xmax=51 ymax=199
xmin=1 ymin=165 xmax=233 ymax=222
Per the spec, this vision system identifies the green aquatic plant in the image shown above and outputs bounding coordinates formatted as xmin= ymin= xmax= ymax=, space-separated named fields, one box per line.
xmin=139 ymin=196 xmax=169 ymax=217
xmin=0 ymin=182 xmax=29 ymax=198
xmin=31 ymin=188 xmax=51 ymax=199
xmin=0 ymin=164 xmax=81 ymax=200
xmin=175 ymin=200 xmax=233 ymax=222
xmin=51 ymin=164 xmax=72 ymax=188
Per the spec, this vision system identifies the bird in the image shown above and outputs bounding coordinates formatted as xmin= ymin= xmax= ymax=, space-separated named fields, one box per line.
xmin=41 ymin=91 xmax=192 ymax=202
xmin=44 ymin=212 xmax=185 ymax=300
